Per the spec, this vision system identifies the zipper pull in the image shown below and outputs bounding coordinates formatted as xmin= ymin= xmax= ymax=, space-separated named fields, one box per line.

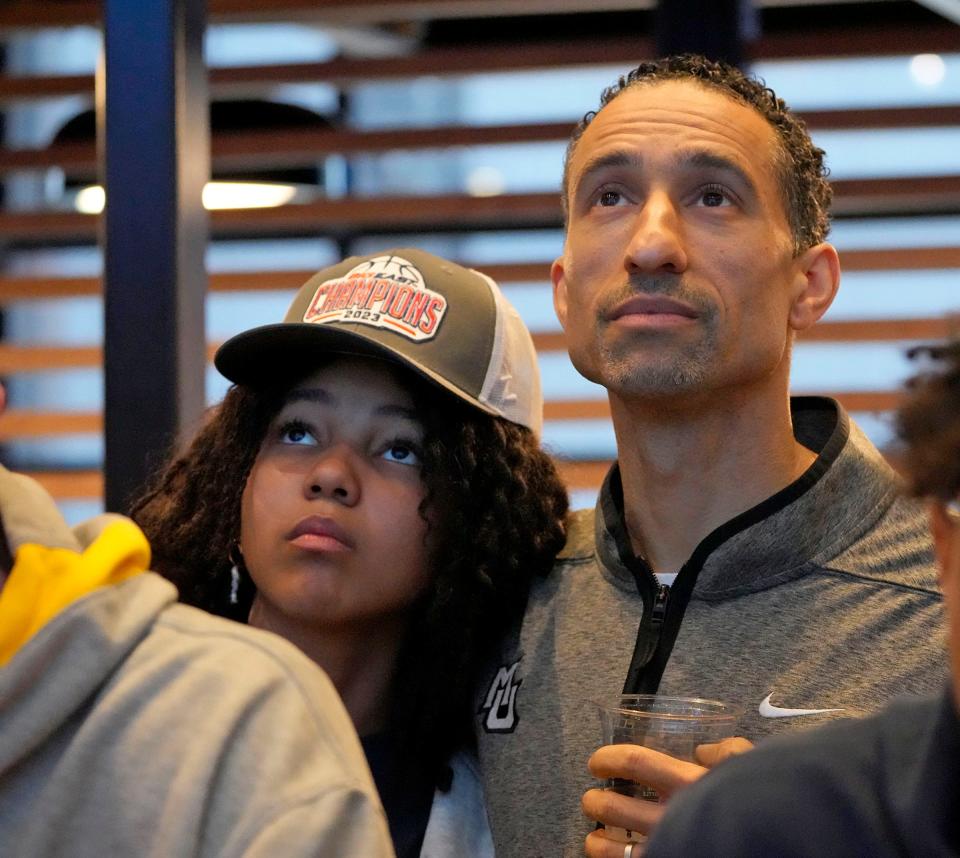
xmin=651 ymin=583 xmax=670 ymax=625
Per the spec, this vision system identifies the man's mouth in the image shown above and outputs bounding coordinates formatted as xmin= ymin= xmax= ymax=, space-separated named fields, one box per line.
xmin=607 ymin=295 xmax=700 ymax=325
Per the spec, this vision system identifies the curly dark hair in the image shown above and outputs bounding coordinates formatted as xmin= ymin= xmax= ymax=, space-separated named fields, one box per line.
xmin=131 ymin=365 xmax=568 ymax=788
xmin=561 ymin=54 xmax=832 ymax=255
xmin=897 ymin=339 xmax=960 ymax=501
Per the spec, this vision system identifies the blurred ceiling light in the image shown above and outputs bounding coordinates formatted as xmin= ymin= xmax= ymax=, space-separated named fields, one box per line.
xmin=74 ymin=181 xmax=301 ymax=214
xmin=909 ymin=53 xmax=946 ymax=87
xmin=466 ymin=166 xmax=506 ymax=197
xmin=56 ymin=99 xmax=330 ymax=214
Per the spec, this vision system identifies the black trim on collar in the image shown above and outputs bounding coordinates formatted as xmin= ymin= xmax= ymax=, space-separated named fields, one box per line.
xmin=609 ymin=397 xmax=849 ymax=694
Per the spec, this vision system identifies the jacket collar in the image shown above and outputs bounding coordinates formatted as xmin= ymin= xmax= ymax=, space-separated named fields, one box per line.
xmin=590 ymin=397 xmax=901 ymax=596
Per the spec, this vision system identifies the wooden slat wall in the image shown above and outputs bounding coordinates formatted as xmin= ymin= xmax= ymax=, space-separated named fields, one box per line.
xmin=1 ymin=5 xmax=958 ymax=503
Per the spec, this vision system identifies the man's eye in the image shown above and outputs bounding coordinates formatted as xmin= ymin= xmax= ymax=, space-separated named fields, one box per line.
xmin=381 ymin=443 xmax=421 ymax=466
xmin=597 ymin=190 xmax=623 ymax=207
xmin=699 ymin=186 xmax=731 ymax=207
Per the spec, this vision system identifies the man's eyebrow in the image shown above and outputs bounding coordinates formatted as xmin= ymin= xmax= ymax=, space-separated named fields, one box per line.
xmin=572 ymin=151 xmax=644 ymax=196
xmin=682 ymin=151 xmax=758 ymax=195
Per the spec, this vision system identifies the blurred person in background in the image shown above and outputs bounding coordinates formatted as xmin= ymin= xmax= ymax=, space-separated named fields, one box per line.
xmin=132 ymin=249 xmax=569 ymax=858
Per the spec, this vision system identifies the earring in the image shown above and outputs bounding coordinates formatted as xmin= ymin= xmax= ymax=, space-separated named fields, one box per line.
xmin=229 ymin=565 xmax=240 ymax=605
xmin=228 ymin=543 xmax=243 ymax=605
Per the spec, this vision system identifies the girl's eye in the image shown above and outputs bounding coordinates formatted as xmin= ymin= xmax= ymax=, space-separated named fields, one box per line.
xmin=278 ymin=420 xmax=316 ymax=446
xmin=698 ymin=185 xmax=731 ymax=207
xmin=381 ymin=443 xmax=421 ymax=466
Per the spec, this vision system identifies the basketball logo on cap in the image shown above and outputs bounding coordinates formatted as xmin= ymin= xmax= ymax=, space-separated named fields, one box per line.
xmin=303 ymin=255 xmax=448 ymax=341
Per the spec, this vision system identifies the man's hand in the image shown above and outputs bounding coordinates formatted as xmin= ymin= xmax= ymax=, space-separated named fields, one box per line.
xmin=582 ymin=738 xmax=753 ymax=856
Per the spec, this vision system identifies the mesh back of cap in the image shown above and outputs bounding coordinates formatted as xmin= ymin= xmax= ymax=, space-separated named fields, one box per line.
xmin=475 ymin=271 xmax=543 ymax=436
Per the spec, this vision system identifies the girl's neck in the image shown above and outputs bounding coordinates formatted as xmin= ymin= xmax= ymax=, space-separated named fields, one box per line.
xmin=248 ymin=596 xmax=407 ymax=736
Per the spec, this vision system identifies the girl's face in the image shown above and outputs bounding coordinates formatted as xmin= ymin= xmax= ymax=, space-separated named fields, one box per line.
xmin=240 ymin=355 xmax=432 ymax=630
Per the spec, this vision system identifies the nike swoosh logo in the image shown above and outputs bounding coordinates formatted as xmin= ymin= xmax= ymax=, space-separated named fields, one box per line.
xmin=759 ymin=693 xmax=845 ymax=718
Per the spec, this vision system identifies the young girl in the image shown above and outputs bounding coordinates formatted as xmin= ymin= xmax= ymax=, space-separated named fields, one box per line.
xmin=132 ymin=249 xmax=568 ymax=857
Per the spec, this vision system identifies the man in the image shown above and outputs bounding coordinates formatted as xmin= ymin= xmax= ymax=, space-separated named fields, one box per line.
xmin=474 ymin=55 xmax=946 ymax=858
xmin=645 ymin=341 xmax=960 ymax=857
xmin=0 ymin=389 xmax=394 ymax=856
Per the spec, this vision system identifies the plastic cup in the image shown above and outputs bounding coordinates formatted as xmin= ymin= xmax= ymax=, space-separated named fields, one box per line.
xmin=594 ymin=695 xmax=742 ymax=843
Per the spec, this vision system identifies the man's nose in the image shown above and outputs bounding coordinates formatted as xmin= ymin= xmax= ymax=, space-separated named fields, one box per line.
xmin=625 ymin=192 xmax=688 ymax=275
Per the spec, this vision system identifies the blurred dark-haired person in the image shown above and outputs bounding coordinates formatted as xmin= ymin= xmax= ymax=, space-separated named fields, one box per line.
xmin=475 ymin=54 xmax=946 ymax=858
xmin=645 ymin=340 xmax=960 ymax=857
xmin=0 ymin=389 xmax=393 ymax=858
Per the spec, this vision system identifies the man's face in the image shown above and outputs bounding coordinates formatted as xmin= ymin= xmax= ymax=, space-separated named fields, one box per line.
xmin=553 ymin=80 xmax=812 ymax=402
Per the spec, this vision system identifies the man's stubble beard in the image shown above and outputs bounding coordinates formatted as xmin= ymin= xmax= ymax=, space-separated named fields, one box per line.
xmin=592 ymin=276 xmax=719 ymax=397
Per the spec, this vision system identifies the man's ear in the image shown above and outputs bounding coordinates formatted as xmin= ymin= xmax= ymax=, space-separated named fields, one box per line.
xmin=551 ymin=256 xmax=569 ymax=332
xmin=788 ymin=242 xmax=840 ymax=332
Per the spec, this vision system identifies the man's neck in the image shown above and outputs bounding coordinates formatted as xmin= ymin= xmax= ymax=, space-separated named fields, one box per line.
xmin=610 ymin=389 xmax=816 ymax=573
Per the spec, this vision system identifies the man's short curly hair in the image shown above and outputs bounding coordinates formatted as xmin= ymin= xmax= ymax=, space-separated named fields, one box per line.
xmin=897 ymin=339 xmax=960 ymax=501
xmin=562 ymin=54 xmax=832 ymax=255
xmin=131 ymin=364 xmax=568 ymax=788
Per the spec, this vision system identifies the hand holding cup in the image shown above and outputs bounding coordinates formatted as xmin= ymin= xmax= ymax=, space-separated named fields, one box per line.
xmin=583 ymin=695 xmax=749 ymax=856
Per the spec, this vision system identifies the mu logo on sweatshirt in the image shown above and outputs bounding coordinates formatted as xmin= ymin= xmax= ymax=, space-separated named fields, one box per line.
xmin=480 ymin=658 xmax=522 ymax=733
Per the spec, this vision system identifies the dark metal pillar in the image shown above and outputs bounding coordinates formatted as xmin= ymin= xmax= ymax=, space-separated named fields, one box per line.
xmin=100 ymin=0 xmax=208 ymax=512
xmin=655 ymin=0 xmax=758 ymax=67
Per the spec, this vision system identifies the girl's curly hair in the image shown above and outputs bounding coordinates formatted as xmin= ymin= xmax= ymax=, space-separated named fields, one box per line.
xmin=131 ymin=366 xmax=568 ymax=788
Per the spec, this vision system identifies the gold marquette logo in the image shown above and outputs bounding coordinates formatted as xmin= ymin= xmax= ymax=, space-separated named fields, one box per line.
xmin=304 ymin=255 xmax=448 ymax=341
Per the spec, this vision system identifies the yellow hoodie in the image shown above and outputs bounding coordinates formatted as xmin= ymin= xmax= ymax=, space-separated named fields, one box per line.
xmin=0 ymin=517 xmax=148 ymax=666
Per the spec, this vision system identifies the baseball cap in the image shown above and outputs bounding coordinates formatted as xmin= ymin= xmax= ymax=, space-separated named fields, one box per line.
xmin=215 ymin=248 xmax=543 ymax=436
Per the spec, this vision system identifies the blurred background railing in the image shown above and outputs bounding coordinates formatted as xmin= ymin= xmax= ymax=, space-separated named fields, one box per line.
xmin=0 ymin=0 xmax=958 ymax=519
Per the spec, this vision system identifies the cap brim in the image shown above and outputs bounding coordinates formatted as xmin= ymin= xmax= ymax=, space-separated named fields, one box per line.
xmin=214 ymin=323 xmax=500 ymax=417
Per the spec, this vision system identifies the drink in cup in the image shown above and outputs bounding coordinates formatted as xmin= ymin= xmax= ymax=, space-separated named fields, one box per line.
xmin=594 ymin=695 xmax=742 ymax=843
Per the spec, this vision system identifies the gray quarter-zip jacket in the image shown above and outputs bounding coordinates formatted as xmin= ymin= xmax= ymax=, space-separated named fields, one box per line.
xmin=476 ymin=397 xmax=947 ymax=858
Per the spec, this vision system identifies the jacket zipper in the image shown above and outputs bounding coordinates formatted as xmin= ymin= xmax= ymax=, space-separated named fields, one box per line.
xmin=651 ymin=582 xmax=670 ymax=625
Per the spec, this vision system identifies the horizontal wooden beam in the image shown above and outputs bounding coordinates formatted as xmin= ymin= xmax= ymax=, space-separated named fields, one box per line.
xmin=0 ymin=388 xmax=909 ymax=445
xmin=2 ymin=22 xmax=958 ymax=103
xmin=8 ymin=105 xmax=960 ymax=176
xmin=2 ymin=122 xmax=577 ymax=174
xmin=0 ymin=193 xmax=562 ymax=243
xmin=0 ymin=410 xmax=101 ymax=440
xmin=2 ymin=247 xmax=958 ymax=304
xmin=0 ymin=0 xmax=98 ymax=29
xmin=27 ymin=470 xmax=103 ymax=501
xmin=0 ymin=0 xmax=653 ymax=30
xmin=0 ymin=38 xmax=651 ymax=104
xmin=0 ymin=315 xmax=951 ymax=375
xmin=800 ymin=318 xmax=958 ymax=343
xmin=0 ymin=344 xmax=101 ymax=372
xmin=5 ymin=178 xmax=960 ymax=245
xmin=0 ymin=343 xmax=220 ymax=373
xmin=542 ymin=390 xmax=905 ymax=421
xmin=756 ymin=22 xmax=960 ymax=60
xmin=830 ymin=176 xmax=960 ymax=218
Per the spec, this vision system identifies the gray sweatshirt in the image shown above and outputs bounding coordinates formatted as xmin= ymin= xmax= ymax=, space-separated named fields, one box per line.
xmin=0 ymin=466 xmax=395 ymax=858
xmin=476 ymin=398 xmax=947 ymax=858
